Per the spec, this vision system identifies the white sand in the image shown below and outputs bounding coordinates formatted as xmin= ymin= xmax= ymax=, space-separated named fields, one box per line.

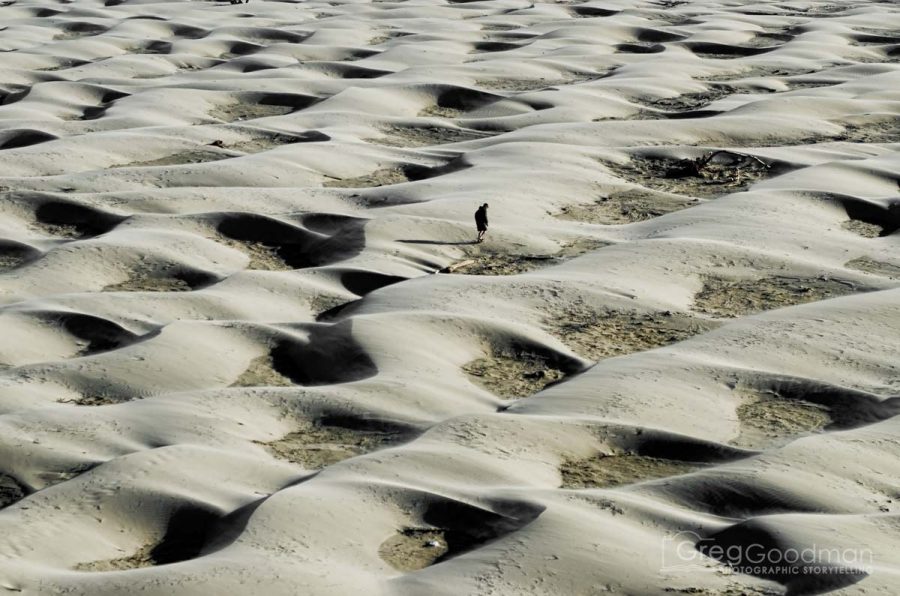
xmin=1 ymin=0 xmax=899 ymax=593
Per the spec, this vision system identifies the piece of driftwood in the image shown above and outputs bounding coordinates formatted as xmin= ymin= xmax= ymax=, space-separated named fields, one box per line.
xmin=666 ymin=150 xmax=770 ymax=179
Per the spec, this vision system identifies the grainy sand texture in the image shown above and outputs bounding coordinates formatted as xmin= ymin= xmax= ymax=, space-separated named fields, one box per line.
xmin=1 ymin=0 xmax=900 ymax=594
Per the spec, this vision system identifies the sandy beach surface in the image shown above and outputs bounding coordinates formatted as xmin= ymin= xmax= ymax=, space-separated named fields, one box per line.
xmin=1 ymin=0 xmax=899 ymax=593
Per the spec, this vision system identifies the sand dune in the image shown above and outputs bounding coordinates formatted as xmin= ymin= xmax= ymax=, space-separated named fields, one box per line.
xmin=1 ymin=0 xmax=899 ymax=593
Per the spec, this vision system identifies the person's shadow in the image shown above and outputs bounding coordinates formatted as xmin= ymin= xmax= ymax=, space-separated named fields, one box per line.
xmin=396 ymin=239 xmax=478 ymax=246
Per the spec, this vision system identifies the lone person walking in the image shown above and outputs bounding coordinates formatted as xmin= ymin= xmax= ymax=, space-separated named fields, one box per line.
xmin=475 ymin=203 xmax=489 ymax=243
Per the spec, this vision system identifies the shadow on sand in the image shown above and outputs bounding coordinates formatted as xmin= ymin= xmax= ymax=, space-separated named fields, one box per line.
xmin=397 ymin=239 xmax=478 ymax=246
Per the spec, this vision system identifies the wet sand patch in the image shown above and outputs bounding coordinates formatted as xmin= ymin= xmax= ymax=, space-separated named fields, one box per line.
xmin=732 ymin=389 xmax=831 ymax=449
xmin=33 ymin=222 xmax=81 ymax=239
xmin=113 ymin=149 xmax=232 ymax=169
xmin=842 ymin=219 xmax=884 ymax=238
xmin=231 ymin=355 xmax=293 ymax=387
xmin=368 ymin=34 xmax=392 ymax=46
xmin=637 ymin=84 xmax=732 ymax=114
xmin=835 ymin=118 xmax=900 ymax=144
xmin=217 ymin=235 xmax=292 ymax=271
xmin=783 ymin=79 xmax=839 ymax=91
xmin=74 ymin=544 xmax=155 ymax=572
xmin=446 ymin=253 xmax=559 ymax=276
xmin=418 ymin=105 xmax=465 ymax=119
xmin=258 ymin=419 xmax=404 ymax=469
xmin=309 ymin=293 xmax=352 ymax=318
xmin=479 ymin=24 xmax=521 ymax=31
xmin=693 ymin=275 xmax=862 ymax=318
xmin=102 ymin=266 xmax=215 ymax=293
xmin=379 ymin=528 xmax=448 ymax=572
xmin=370 ymin=125 xmax=491 ymax=148
xmin=547 ymin=303 xmax=717 ymax=361
xmin=845 ymin=257 xmax=900 ymax=279
xmin=0 ymin=241 xmax=38 ymax=270
xmin=463 ymin=348 xmax=566 ymax=400
xmin=475 ymin=77 xmax=584 ymax=92
xmin=606 ymin=152 xmax=774 ymax=199
xmin=0 ymin=254 xmax=27 ymax=270
xmin=103 ymin=276 xmax=193 ymax=292
xmin=742 ymin=31 xmax=792 ymax=49
xmin=783 ymin=4 xmax=851 ymax=17
xmin=323 ymin=167 xmax=409 ymax=188
xmin=444 ymin=239 xmax=610 ymax=275
xmin=559 ymin=237 xmax=611 ymax=257
xmin=561 ymin=453 xmax=703 ymax=489
xmin=699 ymin=66 xmax=817 ymax=83
xmin=223 ymin=132 xmax=312 ymax=154
xmin=210 ymin=103 xmax=294 ymax=123
xmin=557 ymin=188 xmax=699 ymax=224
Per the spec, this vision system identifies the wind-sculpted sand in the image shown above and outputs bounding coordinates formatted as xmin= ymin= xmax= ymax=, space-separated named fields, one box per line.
xmin=1 ymin=0 xmax=900 ymax=594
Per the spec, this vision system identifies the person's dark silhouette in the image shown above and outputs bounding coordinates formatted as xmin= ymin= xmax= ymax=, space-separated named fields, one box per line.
xmin=475 ymin=203 xmax=489 ymax=243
